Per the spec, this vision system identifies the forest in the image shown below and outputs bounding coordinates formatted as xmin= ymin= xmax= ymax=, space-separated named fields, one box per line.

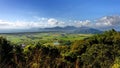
xmin=0 ymin=29 xmax=120 ymax=68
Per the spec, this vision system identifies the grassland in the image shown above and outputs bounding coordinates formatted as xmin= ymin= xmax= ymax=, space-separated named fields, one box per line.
xmin=0 ymin=32 xmax=93 ymax=46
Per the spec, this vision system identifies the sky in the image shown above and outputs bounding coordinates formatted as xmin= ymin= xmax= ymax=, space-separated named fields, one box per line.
xmin=0 ymin=0 xmax=120 ymax=30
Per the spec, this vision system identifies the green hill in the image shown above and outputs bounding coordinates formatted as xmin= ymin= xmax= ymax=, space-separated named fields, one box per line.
xmin=0 ymin=29 xmax=120 ymax=68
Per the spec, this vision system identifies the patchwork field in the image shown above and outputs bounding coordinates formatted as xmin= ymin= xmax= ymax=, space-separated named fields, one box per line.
xmin=0 ymin=32 xmax=93 ymax=46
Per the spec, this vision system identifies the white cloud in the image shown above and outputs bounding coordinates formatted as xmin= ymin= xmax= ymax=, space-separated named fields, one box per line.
xmin=74 ymin=20 xmax=91 ymax=27
xmin=47 ymin=18 xmax=65 ymax=27
xmin=70 ymin=15 xmax=120 ymax=30
xmin=96 ymin=15 xmax=120 ymax=27
xmin=0 ymin=20 xmax=42 ymax=29
xmin=0 ymin=18 xmax=65 ymax=29
xmin=0 ymin=15 xmax=120 ymax=30
xmin=48 ymin=18 xmax=58 ymax=26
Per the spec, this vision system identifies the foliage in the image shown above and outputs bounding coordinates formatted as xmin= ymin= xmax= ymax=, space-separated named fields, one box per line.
xmin=0 ymin=29 xmax=120 ymax=68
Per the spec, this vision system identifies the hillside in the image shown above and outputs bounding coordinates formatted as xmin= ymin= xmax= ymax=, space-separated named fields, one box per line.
xmin=0 ymin=29 xmax=120 ymax=68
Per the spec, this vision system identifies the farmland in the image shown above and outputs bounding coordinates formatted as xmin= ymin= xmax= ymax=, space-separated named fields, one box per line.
xmin=1 ymin=30 xmax=120 ymax=68
xmin=0 ymin=32 xmax=93 ymax=46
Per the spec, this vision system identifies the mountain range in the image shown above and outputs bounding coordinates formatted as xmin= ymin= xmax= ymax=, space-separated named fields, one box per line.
xmin=41 ymin=26 xmax=102 ymax=34
xmin=0 ymin=26 xmax=102 ymax=34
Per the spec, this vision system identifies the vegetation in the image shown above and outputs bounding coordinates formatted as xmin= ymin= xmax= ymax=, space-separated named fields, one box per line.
xmin=0 ymin=33 xmax=92 ymax=45
xmin=0 ymin=29 xmax=120 ymax=68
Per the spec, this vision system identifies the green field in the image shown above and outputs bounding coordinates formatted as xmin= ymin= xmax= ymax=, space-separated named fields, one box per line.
xmin=0 ymin=32 xmax=93 ymax=46
xmin=1 ymin=30 xmax=120 ymax=68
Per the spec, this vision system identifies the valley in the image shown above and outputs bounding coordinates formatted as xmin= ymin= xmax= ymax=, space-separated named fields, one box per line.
xmin=0 ymin=32 xmax=93 ymax=46
xmin=0 ymin=29 xmax=120 ymax=68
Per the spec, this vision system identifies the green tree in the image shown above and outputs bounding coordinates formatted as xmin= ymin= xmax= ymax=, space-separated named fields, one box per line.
xmin=0 ymin=37 xmax=13 ymax=67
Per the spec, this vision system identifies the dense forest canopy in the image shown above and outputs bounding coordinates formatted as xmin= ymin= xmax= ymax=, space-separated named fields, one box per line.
xmin=0 ymin=29 xmax=120 ymax=68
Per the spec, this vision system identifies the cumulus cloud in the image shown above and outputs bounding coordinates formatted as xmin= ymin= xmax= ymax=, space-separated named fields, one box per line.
xmin=0 ymin=20 xmax=44 ymax=29
xmin=0 ymin=18 xmax=65 ymax=29
xmin=48 ymin=18 xmax=58 ymax=25
xmin=0 ymin=15 xmax=120 ymax=30
xmin=68 ymin=15 xmax=120 ymax=30
xmin=47 ymin=18 xmax=65 ymax=27
xmin=96 ymin=15 xmax=120 ymax=27
xmin=0 ymin=20 xmax=16 ymax=29
xmin=74 ymin=20 xmax=91 ymax=27
xmin=93 ymin=15 xmax=120 ymax=30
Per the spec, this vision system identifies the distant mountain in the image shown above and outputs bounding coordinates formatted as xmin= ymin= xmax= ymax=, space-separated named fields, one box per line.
xmin=63 ymin=26 xmax=77 ymax=30
xmin=42 ymin=26 xmax=102 ymax=34
xmin=74 ymin=27 xmax=103 ymax=34
xmin=0 ymin=26 xmax=102 ymax=34
xmin=44 ymin=26 xmax=76 ymax=31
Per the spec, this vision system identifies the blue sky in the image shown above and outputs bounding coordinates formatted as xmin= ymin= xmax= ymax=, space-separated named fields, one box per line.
xmin=0 ymin=0 xmax=120 ymax=30
xmin=0 ymin=0 xmax=120 ymax=20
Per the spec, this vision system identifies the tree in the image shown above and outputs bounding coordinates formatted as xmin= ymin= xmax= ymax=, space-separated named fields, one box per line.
xmin=0 ymin=37 xmax=13 ymax=67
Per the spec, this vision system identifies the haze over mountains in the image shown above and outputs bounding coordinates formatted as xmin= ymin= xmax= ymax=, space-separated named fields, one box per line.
xmin=42 ymin=26 xmax=102 ymax=34
xmin=0 ymin=26 xmax=102 ymax=34
xmin=0 ymin=15 xmax=120 ymax=33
